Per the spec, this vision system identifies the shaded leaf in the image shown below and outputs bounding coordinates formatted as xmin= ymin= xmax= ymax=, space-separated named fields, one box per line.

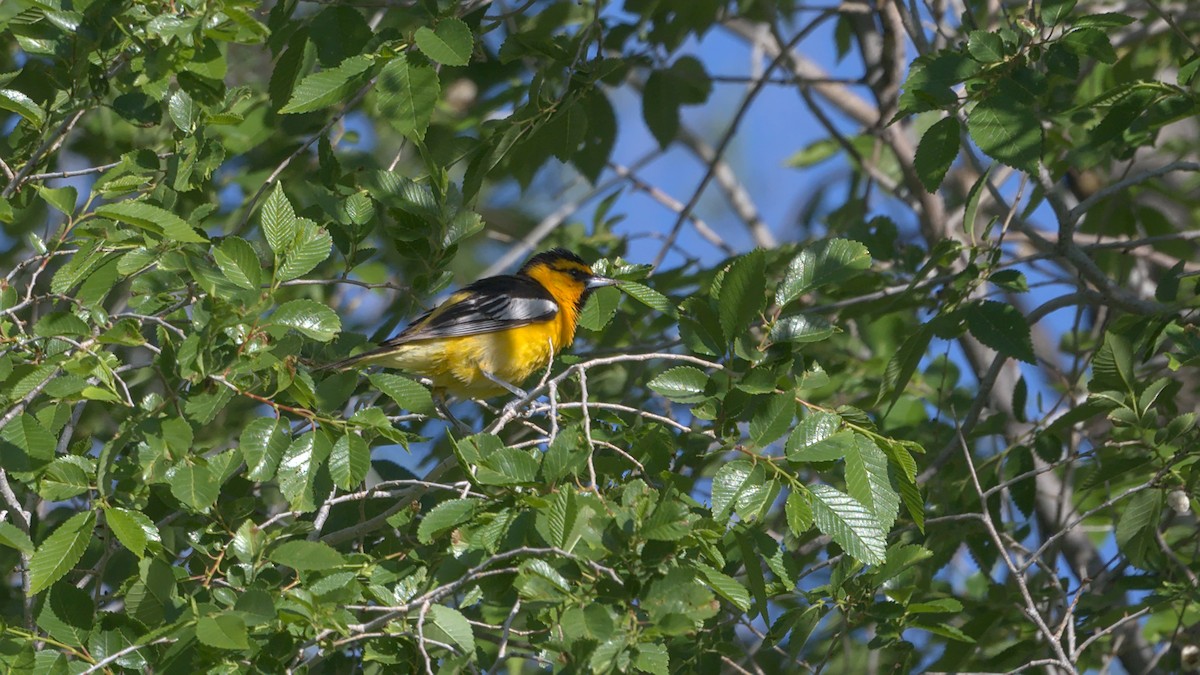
xmin=29 ymin=511 xmax=96 ymax=594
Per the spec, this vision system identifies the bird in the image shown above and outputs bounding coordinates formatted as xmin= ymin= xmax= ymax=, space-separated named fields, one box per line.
xmin=322 ymin=248 xmax=617 ymax=405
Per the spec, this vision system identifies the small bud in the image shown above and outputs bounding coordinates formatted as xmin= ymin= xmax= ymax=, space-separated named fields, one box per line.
xmin=1168 ymin=490 xmax=1191 ymax=514
xmin=1182 ymin=644 xmax=1200 ymax=671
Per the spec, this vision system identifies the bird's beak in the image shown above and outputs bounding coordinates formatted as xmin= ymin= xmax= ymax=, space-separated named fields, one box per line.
xmin=586 ymin=275 xmax=618 ymax=290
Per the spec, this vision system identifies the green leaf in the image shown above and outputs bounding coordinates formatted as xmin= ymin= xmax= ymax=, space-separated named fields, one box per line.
xmin=810 ymin=484 xmax=886 ymax=565
xmin=711 ymin=460 xmax=769 ymax=521
xmin=167 ymin=89 xmax=197 ymax=134
xmin=103 ymin=506 xmax=160 ymax=559
xmin=0 ymin=88 xmax=46 ymax=126
xmin=1041 ymin=0 xmax=1076 ymax=26
xmin=376 ymin=54 xmax=439 ymax=141
xmin=642 ymin=498 xmax=696 ymax=541
xmin=95 ymin=201 xmax=208 ymax=243
xmin=750 ymin=393 xmax=795 ymax=447
xmin=1072 ymin=13 xmax=1135 ymax=29
xmin=414 ymin=18 xmax=473 ymax=66
xmin=38 ymin=457 xmax=91 ymax=500
xmin=167 ymin=462 xmax=219 ymax=512
xmin=476 ymin=447 xmax=540 ymax=486
xmin=272 ymin=298 xmax=341 ymax=341
xmin=276 ymin=219 xmax=332 ymax=281
xmin=0 ymin=521 xmax=34 ymax=554
xmin=196 ymin=612 xmax=249 ymax=650
xmin=776 ymin=239 xmax=871 ymax=307
xmin=647 ymin=366 xmax=708 ymax=403
xmin=785 ymin=412 xmax=850 ymax=462
xmin=966 ymin=31 xmax=1005 ymax=63
xmin=261 ymin=183 xmax=297 ymax=255
xmin=418 ymin=498 xmax=482 ymax=544
xmin=213 ymin=236 xmax=262 ymax=290
xmin=694 ymin=562 xmax=751 ymax=612
xmin=37 ymin=583 xmax=93 ymax=648
xmin=633 ymin=642 xmax=670 ymax=675
xmin=785 ymin=489 xmax=814 ymax=535
xmin=1 ymin=413 xmax=56 ymax=462
xmin=33 ymin=311 xmax=90 ymax=337
xmin=1115 ymin=489 xmax=1162 ymax=568
xmin=329 ymin=433 xmax=370 ymax=490
xmin=967 ymin=78 xmax=1044 ymax=172
xmin=618 ymin=281 xmax=676 ymax=317
xmin=278 ymin=432 xmax=330 ymax=512
xmin=718 ymin=250 xmax=766 ymax=343
xmin=240 ymin=417 xmax=290 ymax=481
xmin=1062 ymin=27 xmax=1116 ymax=64
xmin=844 ymin=435 xmax=900 ymax=531
xmin=279 ymin=54 xmax=372 ymax=114
xmin=269 ymin=539 xmax=345 ymax=570
xmin=914 ymin=116 xmax=960 ymax=192
xmin=427 ymin=605 xmax=475 ymax=653
xmin=35 ymin=185 xmax=77 ymax=217
xmin=878 ymin=324 xmax=934 ymax=412
xmin=369 ymin=372 xmax=435 ymax=415
xmin=29 ymin=510 xmax=96 ymax=594
xmin=964 ymin=300 xmax=1036 ymax=364
xmin=579 ymin=285 xmax=621 ymax=331
xmin=769 ymin=314 xmax=835 ymax=344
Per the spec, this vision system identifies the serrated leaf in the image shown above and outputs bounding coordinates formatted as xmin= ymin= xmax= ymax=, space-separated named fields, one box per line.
xmin=167 ymin=462 xmax=219 ymax=512
xmin=579 ymin=285 xmax=620 ymax=331
xmin=278 ymin=432 xmax=329 ymax=512
xmin=369 ymin=372 xmax=435 ymax=415
xmin=269 ymin=539 xmax=345 ymax=570
xmin=785 ymin=489 xmax=814 ymax=535
xmin=376 ymin=54 xmax=439 ymax=140
xmin=967 ymin=31 xmax=1004 ymax=63
xmin=810 ymin=484 xmax=886 ymax=565
xmin=476 ymin=447 xmax=539 ymax=486
xmin=279 ymin=55 xmax=372 ymax=114
xmin=1115 ymin=489 xmax=1161 ymax=568
xmin=776 ymin=239 xmax=871 ymax=306
xmin=0 ymin=88 xmax=46 ymax=126
xmin=618 ymin=280 xmax=676 ymax=317
xmin=261 ymin=183 xmax=297 ymax=255
xmin=634 ymin=642 xmax=670 ymax=675
xmin=427 ymin=604 xmax=474 ymax=653
xmin=915 ymin=116 xmax=960 ymax=192
xmin=750 ymin=393 xmax=795 ymax=447
xmin=29 ymin=510 xmax=96 ymax=594
xmin=2 ymin=413 xmax=56 ymax=461
xmin=694 ymin=562 xmax=751 ymax=612
xmin=272 ymin=299 xmax=341 ymax=341
xmin=647 ymin=366 xmax=708 ymax=403
xmin=965 ymin=300 xmax=1036 ymax=364
xmin=711 ymin=460 xmax=767 ymax=521
xmin=95 ymin=201 xmax=208 ymax=243
xmin=785 ymin=413 xmax=849 ymax=462
xmin=967 ymin=78 xmax=1043 ymax=172
xmin=418 ymin=498 xmax=482 ymax=544
xmin=213 ymin=236 xmax=262 ymax=290
xmin=35 ymin=185 xmax=77 ymax=217
xmin=240 ymin=417 xmax=290 ymax=481
xmin=844 ymin=435 xmax=900 ymax=531
xmin=329 ymin=433 xmax=370 ymax=490
xmin=0 ymin=521 xmax=34 ymax=554
xmin=414 ymin=18 xmax=473 ymax=66
xmin=769 ymin=314 xmax=835 ymax=344
xmin=103 ymin=506 xmax=160 ymax=559
xmin=642 ymin=498 xmax=695 ymax=541
xmin=197 ymin=613 xmax=249 ymax=650
xmin=718 ymin=250 xmax=765 ymax=342
xmin=276 ymin=219 xmax=332 ymax=281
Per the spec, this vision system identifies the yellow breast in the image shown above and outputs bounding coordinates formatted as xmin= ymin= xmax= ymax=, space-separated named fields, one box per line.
xmin=375 ymin=320 xmax=569 ymax=398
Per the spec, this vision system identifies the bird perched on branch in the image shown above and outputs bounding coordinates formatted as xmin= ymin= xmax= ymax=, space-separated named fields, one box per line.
xmin=322 ymin=248 xmax=616 ymax=402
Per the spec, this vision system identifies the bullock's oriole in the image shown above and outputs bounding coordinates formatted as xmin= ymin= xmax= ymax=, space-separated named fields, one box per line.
xmin=324 ymin=248 xmax=616 ymax=400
